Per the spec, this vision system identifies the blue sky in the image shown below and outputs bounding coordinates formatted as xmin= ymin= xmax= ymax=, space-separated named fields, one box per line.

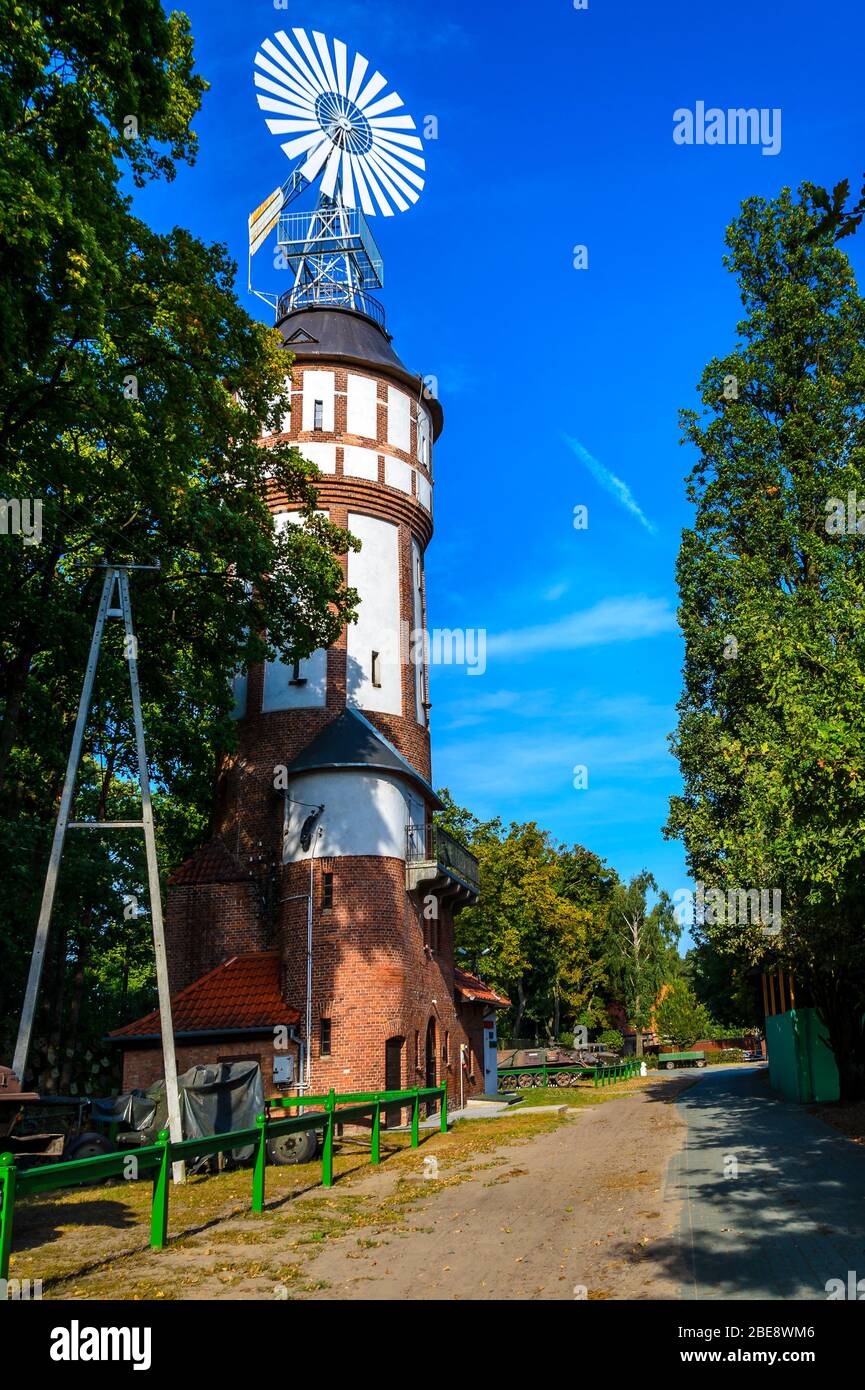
xmin=134 ymin=0 xmax=865 ymax=934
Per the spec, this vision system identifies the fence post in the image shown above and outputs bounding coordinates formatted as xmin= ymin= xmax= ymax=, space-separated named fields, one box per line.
xmin=440 ymin=1083 xmax=448 ymax=1134
xmin=0 ymin=1152 xmax=16 ymax=1282
xmin=593 ymin=1067 xmax=597 ymax=1089
xmin=411 ymin=1089 xmax=420 ymax=1148
xmin=150 ymin=1129 xmax=171 ymax=1251
xmin=542 ymin=1062 xmax=547 ymax=1087
xmin=252 ymin=1111 xmax=267 ymax=1214
xmin=371 ymin=1102 xmax=381 ymax=1165
xmin=322 ymin=1090 xmax=335 ymax=1189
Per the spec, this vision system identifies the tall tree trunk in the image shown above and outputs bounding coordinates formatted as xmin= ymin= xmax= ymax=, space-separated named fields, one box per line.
xmin=512 ymin=979 xmax=526 ymax=1043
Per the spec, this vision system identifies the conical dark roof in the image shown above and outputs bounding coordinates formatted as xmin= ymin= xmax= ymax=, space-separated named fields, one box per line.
xmin=285 ymin=706 xmax=442 ymax=809
xmin=278 ymin=306 xmax=443 ymax=440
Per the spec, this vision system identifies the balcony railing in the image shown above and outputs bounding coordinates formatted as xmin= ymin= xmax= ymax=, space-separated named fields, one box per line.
xmin=406 ymin=823 xmax=480 ymax=899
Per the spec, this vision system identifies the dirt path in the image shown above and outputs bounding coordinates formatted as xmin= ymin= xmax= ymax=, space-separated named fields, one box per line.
xmin=17 ymin=1078 xmax=692 ymax=1301
xmin=299 ymin=1079 xmax=691 ymax=1301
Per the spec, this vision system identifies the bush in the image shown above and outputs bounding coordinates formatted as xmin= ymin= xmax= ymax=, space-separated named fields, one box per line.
xmin=558 ymin=1032 xmax=574 ymax=1049
xmin=714 ymin=1048 xmax=745 ymax=1064
xmin=643 ymin=1055 xmax=659 ymax=1070
xmin=596 ymin=1029 xmax=624 ymax=1053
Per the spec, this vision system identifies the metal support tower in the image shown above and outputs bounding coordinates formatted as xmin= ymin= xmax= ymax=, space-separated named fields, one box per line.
xmin=12 ymin=565 xmax=186 ymax=1181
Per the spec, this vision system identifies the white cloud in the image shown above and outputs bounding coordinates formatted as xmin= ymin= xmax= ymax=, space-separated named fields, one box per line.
xmin=486 ymin=596 xmax=677 ymax=660
xmin=564 ymin=435 xmax=657 ymax=535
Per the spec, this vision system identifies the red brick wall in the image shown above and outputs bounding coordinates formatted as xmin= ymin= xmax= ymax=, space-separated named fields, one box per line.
xmin=120 ymin=1034 xmax=299 ymax=1096
xmin=164 ymin=880 xmax=266 ymax=994
xmin=277 ymin=854 xmax=475 ymax=1107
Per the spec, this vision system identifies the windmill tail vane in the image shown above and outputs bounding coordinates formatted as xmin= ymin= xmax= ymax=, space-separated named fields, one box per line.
xmin=247 ymin=27 xmax=426 ymax=325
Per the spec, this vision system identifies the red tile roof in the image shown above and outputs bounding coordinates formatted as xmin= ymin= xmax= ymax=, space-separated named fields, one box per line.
xmin=168 ymin=839 xmax=252 ymax=886
xmin=454 ymin=968 xmax=510 ymax=1008
xmin=110 ymin=952 xmax=299 ymax=1039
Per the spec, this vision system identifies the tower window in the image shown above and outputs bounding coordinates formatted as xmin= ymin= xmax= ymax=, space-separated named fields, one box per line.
xmin=371 ymin=650 xmax=381 ymax=687
xmin=321 ymin=871 xmax=333 ymax=911
xmin=289 ymin=658 xmax=307 ymax=687
xmin=313 ymin=399 xmax=324 ymax=431
xmin=319 ymin=1018 xmax=332 ymax=1058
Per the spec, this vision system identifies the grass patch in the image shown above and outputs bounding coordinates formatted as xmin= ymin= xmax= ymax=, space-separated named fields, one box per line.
xmin=7 ymin=1108 xmax=571 ymax=1300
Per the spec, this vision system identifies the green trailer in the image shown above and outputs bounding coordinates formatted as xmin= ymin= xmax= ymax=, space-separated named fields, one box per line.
xmin=658 ymin=1050 xmax=707 ymax=1070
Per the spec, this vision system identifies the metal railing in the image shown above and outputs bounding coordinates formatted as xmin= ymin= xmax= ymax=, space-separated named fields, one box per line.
xmin=0 ymin=1084 xmax=446 ymax=1280
xmin=406 ymin=823 xmax=480 ymax=895
xmin=277 ymin=283 xmax=386 ymax=327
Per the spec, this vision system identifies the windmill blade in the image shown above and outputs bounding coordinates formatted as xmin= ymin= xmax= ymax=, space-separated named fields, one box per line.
xmin=355 ymin=156 xmax=394 ymax=216
xmin=334 ymin=39 xmax=349 ymax=98
xmin=369 ymin=144 xmax=424 ymax=197
xmin=319 ymin=142 xmax=343 ymax=200
xmin=257 ymin=97 xmax=318 ymax=121
xmin=292 ymin=27 xmax=333 ymax=95
xmin=348 ymin=153 xmax=377 ymax=217
xmin=355 ymin=71 xmax=388 ymax=113
xmin=256 ymin=56 xmax=317 ymax=108
xmin=273 ymin=31 xmax=326 ymax=96
xmin=261 ymin=38 xmax=320 ymax=103
xmin=368 ymin=115 xmax=420 ymax=130
xmin=363 ymin=153 xmax=410 ymax=212
xmin=299 ymin=135 xmax=335 ymax=185
xmin=346 ymin=51 xmax=369 ymax=103
xmin=312 ymin=31 xmax=341 ymax=96
xmin=373 ymin=129 xmax=424 ymax=153
xmin=254 ymin=71 xmax=314 ymax=107
xmin=280 ymin=130 xmax=326 ymax=161
xmin=264 ymin=119 xmax=320 ymax=136
xmin=375 ymin=134 xmax=426 ymax=172
xmin=340 ymin=149 xmax=356 ymax=209
xmin=362 ymin=91 xmax=405 ymax=121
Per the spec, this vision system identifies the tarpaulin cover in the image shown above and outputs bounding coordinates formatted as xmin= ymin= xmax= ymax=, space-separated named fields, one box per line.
xmin=102 ymin=1062 xmax=264 ymax=1160
xmin=91 ymin=1091 xmax=157 ymax=1132
xmin=147 ymin=1062 xmax=264 ymax=1160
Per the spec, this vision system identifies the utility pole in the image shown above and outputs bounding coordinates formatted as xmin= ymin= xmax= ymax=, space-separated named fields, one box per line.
xmin=12 ymin=564 xmax=186 ymax=1181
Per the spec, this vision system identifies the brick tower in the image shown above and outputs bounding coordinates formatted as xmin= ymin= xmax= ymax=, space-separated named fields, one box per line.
xmin=113 ymin=26 xmax=508 ymax=1103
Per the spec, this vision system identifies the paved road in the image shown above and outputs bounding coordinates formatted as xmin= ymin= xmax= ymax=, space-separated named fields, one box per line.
xmin=667 ymin=1066 xmax=865 ymax=1300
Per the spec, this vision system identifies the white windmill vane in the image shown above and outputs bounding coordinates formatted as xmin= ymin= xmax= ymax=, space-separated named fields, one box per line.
xmin=248 ymin=28 xmax=426 ymax=324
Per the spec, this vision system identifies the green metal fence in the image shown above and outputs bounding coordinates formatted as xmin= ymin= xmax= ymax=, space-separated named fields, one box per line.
xmin=0 ymin=1084 xmax=446 ymax=1282
xmin=497 ymin=1059 xmax=641 ymax=1089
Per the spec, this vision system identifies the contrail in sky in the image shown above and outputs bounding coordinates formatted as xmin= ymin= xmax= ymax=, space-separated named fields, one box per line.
xmin=563 ymin=435 xmax=657 ymax=535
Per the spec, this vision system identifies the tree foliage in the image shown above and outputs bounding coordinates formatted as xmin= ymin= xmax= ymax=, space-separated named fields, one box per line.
xmin=667 ymin=184 xmax=865 ymax=1099
xmin=0 ymin=1 xmax=358 ymax=1083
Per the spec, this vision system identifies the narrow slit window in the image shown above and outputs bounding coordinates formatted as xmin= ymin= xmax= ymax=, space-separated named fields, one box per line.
xmin=321 ymin=871 xmax=333 ymax=911
xmin=319 ymin=1018 xmax=332 ymax=1058
xmin=289 ymin=658 xmax=306 ymax=686
xmin=313 ymin=399 xmax=324 ymax=431
xmin=371 ymin=650 xmax=381 ymax=687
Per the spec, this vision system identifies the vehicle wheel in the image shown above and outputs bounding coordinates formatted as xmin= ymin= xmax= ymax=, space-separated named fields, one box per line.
xmin=267 ymin=1129 xmax=318 ymax=1166
xmin=665 ymin=1061 xmax=676 ymax=1070
xmin=696 ymin=1061 xmax=706 ymax=1068
xmin=555 ymin=1072 xmax=572 ymax=1087
xmin=64 ymin=1131 xmax=114 ymax=1162
xmin=517 ymin=1073 xmax=533 ymax=1089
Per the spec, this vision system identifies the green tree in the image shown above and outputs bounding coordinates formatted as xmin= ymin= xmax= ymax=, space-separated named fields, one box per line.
xmin=0 ymin=1 xmax=358 ymax=1079
xmin=438 ymin=796 xmax=610 ymax=1041
xmin=655 ymin=981 xmax=714 ymax=1049
xmin=667 ymin=184 xmax=865 ymax=1100
xmin=605 ymin=872 xmax=680 ymax=1056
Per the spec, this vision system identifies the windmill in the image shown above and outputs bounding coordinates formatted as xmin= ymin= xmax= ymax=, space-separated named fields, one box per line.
xmin=248 ymin=28 xmax=426 ymax=325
